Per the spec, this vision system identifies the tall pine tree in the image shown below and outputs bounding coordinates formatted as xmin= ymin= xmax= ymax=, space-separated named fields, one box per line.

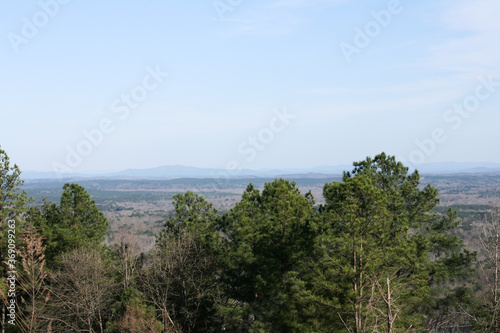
xmin=27 ymin=183 xmax=109 ymax=268
xmin=219 ymin=179 xmax=317 ymax=332
xmin=299 ymin=153 xmax=475 ymax=332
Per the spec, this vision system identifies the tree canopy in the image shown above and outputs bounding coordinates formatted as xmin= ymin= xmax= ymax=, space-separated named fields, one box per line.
xmin=28 ymin=183 xmax=109 ymax=267
xmin=0 ymin=149 xmax=484 ymax=332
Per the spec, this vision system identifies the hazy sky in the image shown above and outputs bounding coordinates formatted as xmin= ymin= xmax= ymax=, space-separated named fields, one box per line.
xmin=1 ymin=0 xmax=499 ymax=173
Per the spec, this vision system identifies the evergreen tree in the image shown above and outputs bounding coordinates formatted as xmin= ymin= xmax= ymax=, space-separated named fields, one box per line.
xmin=303 ymin=153 xmax=475 ymax=332
xmin=161 ymin=191 xmax=220 ymax=249
xmin=219 ymin=179 xmax=317 ymax=332
xmin=0 ymin=146 xmax=30 ymax=223
xmin=28 ymin=183 xmax=109 ymax=267
xmin=0 ymin=146 xmax=31 ymax=332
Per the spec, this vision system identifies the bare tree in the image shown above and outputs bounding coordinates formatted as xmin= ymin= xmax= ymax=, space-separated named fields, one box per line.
xmin=113 ymin=231 xmax=142 ymax=289
xmin=373 ymin=273 xmax=405 ymax=333
xmin=141 ymin=230 xmax=219 ymax=332
xmin=44 ymin=247 xmax=118 ymax=332
xmin=476 ymin=206 xmax=500 ymax=332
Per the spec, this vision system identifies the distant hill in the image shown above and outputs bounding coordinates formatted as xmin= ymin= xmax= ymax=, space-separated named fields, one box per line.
xmin=21 ymin=162 xmax=500 ymax=180
xmin=414 ymin=162 xmax=500 ymax=174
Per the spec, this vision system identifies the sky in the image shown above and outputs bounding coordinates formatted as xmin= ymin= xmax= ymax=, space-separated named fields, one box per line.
xmin=0 ymin=0 xmax=499 ymax=174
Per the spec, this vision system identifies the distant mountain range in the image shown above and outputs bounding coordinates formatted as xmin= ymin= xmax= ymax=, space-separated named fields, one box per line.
xmin=21 ymin=162 xmax=500 ymax=180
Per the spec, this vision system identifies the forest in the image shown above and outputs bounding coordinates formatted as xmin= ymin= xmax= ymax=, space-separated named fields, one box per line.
xmin=1 ymin=147 xmax=500 ymax=333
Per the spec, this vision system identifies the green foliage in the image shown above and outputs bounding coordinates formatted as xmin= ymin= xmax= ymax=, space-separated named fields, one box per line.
xmin=312 ymin=174 xmax=400 ymax=331
xmin=161 ymin=191 xmax=220 ymax=246
xmin=28 ymin=183 xmax=109 ymax=267
xmin=219 ymin=179 xmax=317 ymax=332
xmin=0 ymin=147 xmax=33 ymax=333
xmin=0 ymin=146 xmax=31 ymax=222
xmin=0 ymin=147 xmax=482 ymax=332
xmin=301 ymin=153 xmax=476 ymax=332
xmin=0 ymin=146 xmax=32 ymax=261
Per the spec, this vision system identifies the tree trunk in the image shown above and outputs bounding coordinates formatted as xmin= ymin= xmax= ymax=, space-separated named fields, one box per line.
xmin=353 ymin=235 xmax=361 ymax=333
xmin=387 ymin=277 xmax=393 ymax=333
xmin=2 ymin=305 xmax=5 ymax=333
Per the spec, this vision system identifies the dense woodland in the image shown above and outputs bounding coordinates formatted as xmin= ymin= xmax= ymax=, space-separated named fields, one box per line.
xmin=1 ymin=147 xmax=500 ymax=332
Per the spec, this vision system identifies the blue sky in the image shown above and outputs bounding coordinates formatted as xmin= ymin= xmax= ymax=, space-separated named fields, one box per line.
xmin=1 ymin=0 xmax=499 ymax=173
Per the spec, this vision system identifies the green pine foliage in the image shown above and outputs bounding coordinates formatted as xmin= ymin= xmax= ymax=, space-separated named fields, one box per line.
xmin=218 ymin=179 xmax=317 ymax=332
xmin=27 ymin=183 xmax=109 ymax=267
xmin=305 ymin=153 xmax=476 ymax=332
xmin=161 ymin=191 xmax=221 ymax=251
xmin=0 ymin=147 xmax=32 ymax=332
xmin=0 ymin=146 xmax=31 ymax=223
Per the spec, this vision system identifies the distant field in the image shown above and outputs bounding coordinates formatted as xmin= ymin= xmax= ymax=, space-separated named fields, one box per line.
xmin=23 ymin=174 xmax=500 ymax=252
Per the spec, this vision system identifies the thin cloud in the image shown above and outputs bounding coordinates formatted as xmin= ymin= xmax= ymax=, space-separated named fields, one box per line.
xmin=421 ymin=1 xmax=500 ymax=75
xmin=217 ymin=0 xmax=347 ymax=37
xmin=442 ymin=0 xmax=500 ymax=32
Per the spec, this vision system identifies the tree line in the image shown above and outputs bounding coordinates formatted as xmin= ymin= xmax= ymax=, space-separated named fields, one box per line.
xmin=1 ymin=147 xmax=499 ymax=332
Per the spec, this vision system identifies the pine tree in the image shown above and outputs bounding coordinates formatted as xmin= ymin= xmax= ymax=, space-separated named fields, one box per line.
xmin=301 ymin=153 xmax=475 ymax=332
xmin=27 ymin=183 xmax=109 ymax=268
xmin=0 ymin=146 xmax=31 ymax=333
xmin=219 ymin=179 xmax=317 ymax=332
